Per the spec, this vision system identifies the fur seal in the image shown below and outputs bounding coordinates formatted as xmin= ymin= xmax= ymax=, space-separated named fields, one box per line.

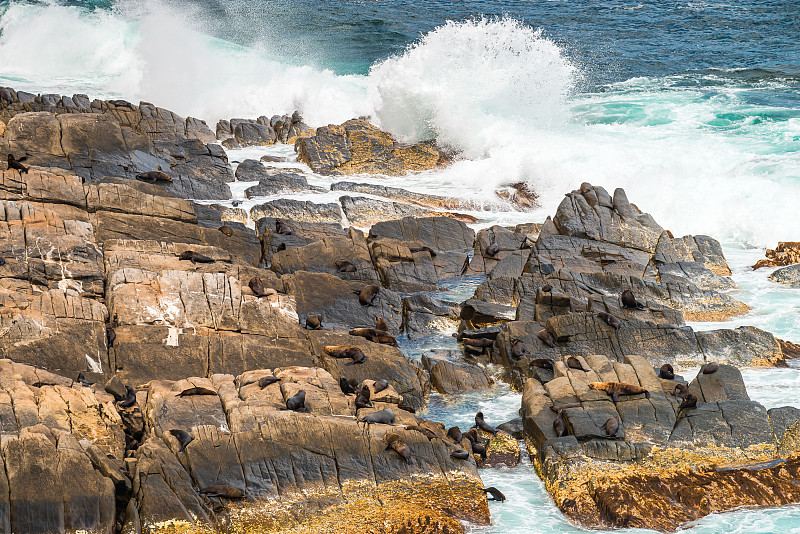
xmin=305 ymin=315 xmax=322 ymax=330
xmin=406 ymin=425 xmax=438 ymax=441
xmin=604 ymin=416 xmax=620 ymax=437
xmin=463 ymin=337 xmax=494 ymax=348
xmin=463 ymin=428 xmax=487 ymax=446
xmin=179 ymin=250 xmax=214 ymax=264
xmin=324 ymin=345 xmax=367 ymax=365
xmin=567 ymin=356 xmax=588 ymax=372
xmin=553 ymin=412 xmax=565 ymax=437
xmin=537 ymin=329 xmax=556 ymax=348
xmin=482 ymin=487 xmax=506 ymax=502
xmin=589 ymin=382 xmax=650 ymax=402
xmin=355 ymin=385 xmax=373 ymax=409
xmin=408 ymin=245 xmax=437 ymax=257
xmin=0 ymin=88 xmax=12 ymax=105
xmin=335 ymin=260 xmax=357 ymax=273
xmin=136 ymin=170 xmax=172 ymax=183
xmin=7 ymin=154 xmax=28 ymax=174
xmin=475 ymin=411 xmax=497 ymax=435
xmin=597 ymin=311 xmax=622 ymax=330
xmin=178 ymin=387 xmax=217 ymax=397
xmin=349 ymin=327 xmax=397 ymax=346
xmin=199 ymin=485 xmax=245 ymax=499
xmin=550 ymin=402 xmax=581 ymax=413
xmin=541 ymin=283 xmax=553 ymax=293
xmin=530 ymin=358 xmax=554 ymax=370
xmin=374 ymin=379 xmax=389 ymax=393
xmin=169 ymin=429 xmax=193 ymax=452
xmin=76 ymin=371 xmax=94 ymax=387
xmin=471 ymin=440 xmax=487 ymax=459
xmin=118 ymin=386 xmax=137 ymax=408
xmin=249 ymin=277 xmax=268 ymax=297
xmin=275 ymin=219 xmax=292 ymax=235
xmin=672 ymin=383 xmax=689 ymax=398
xmin=397 ymin=399 xmax=416 ymax=413
xmin=0 ymin=257 xmax=5 ymax=267
xmin=510 ymin=339 xmax=528 ymax=360
xmin=702 ymin=362 xmax=719 ymax=374
xmin=659 ymin=363 xmax=675 ymax=380
xmin=106 ymin=326 xmax=116 ymax=346
xmin=339 ymin=377 xmax=358 ymax=395
xmin=485 ymin=242 xmax=500 ymax=257
xmin=109 ymin=99 xmax=135 ymax=109
xmin=450 ymin=449 xmax=470 ymax=460
xmin=384 ymin=432 xmax=411 ymax=462
xmin=217 ymin=225 xmax=233 ymax=237
xmin=286 ymin=390 xmax=309 ymax=412
xmin=356 ymin=284 xmax=380 ymax=306
xmin=679 ymin=393 xmax=698 ymax=410
xmin=620 ymin=289 xmax=646 ymax=310
xmin=447 ymin=426 xmax=463 ymax=444
xmin=359 ymin=408 xmax=395 ymax=425
xmin=375 ymin=317 xmax=389 ymax=331
xmin=258 ymin=376 xmax=279 ymax=388
xmin=276 ymin=242 xmax=286 ymax=252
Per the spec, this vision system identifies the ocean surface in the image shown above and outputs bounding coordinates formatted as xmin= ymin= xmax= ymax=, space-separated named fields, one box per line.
xmin=2 ymin=0 xmax=800 ymax=532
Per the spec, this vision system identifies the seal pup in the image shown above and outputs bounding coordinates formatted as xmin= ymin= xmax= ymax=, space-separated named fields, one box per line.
xmin=397 ymin=399 xmax=416 ymax=413
xmin=355 ymin=385 xmax=372 ymax=409
xmin=672 ymin=383 xmax=689 ymax=398
xmin=375 ymin=317 xmax=389 ymax=331
xmin=305 ymin=315 xmax=322 ymax=330
xmin=339 ymin=377 xmax=358 ymax=395
xmin=384 ymin=432 xmax=411 ymax=462
xmin=447 ymin=426 xmax=463 ymax=444
xmin=537 ymin=329 xmax=556 ymax=348
xmin=136 ymin=170 xmax=172 ymax=183
xmin=597 ymin=311 xmax=622 ymax=330
xmin=604 ymin=416 xmax=620 ymax=437
xmin=463 ymin=337 xmax=494 ymax=348
xmin=485 ymin=242 xmax=500 ymax=257
xmin=482 ymin=487 xmax=506 ymax=502
xmin=475 ymin=411 xmax=497 ymax=435
xmin=450 ymin=449 xmax=470 ymax=460
xmin=335 ymin=260 xmax=357 ymax=273
xmin=76 ymin=371 xmax=94 ymax=387
xmin=249 ymin=277 xmax=268 ymax=297
xmin=541 ymin=283 xmax=553 ymax=293
xmin=169 ymin=429 xmax=193 ymax=452
xmin=530 ymin=358 xmax=554 ymax=370
xmin=659 ymin=363 xmax=675 ymax=380
xmin=276 ymin=242 xmax=286 ymax=252
xmin=179 ymin=250 xmax=214 ymax=264
xmin=199 ymin=485 xmax=245 ymax=499
xmin=258 ymin=376 xmax=279 ymax=388
xmin=286 ymin=390 xmax=309 ymax=412
xmin=356 ymin=284 xmax=380 ymax=306
xmin=589 ymin=382 xmax=650 ymax=402
xmin=702 ymin=362 xmax=720 ymax=374
xmin=109 ymin=99 xmax=135 ymax=109
xmin=359 ymin=408 xmax=395 ymax=425
xmin=620 ymin=289 xmax=646 ymax=310
xmin=567 ymin=356 xmax=588 ymax=372
xmin=510 ymin=339 xmax=528 ymax=360
xmin=553 ymin=412 xmax=565 ymax=437
xmin=7 ymin=154 xmax=28 ymax=174
xmin=118 ymin=386 xmax=137 ymax=408
xmin=178 ymin=387 xmax=216 ymax=397
xmin=217 ymin=225 xmax=233 ymax=237
xmin=373 ymin=379 xmax=389 ymax=394
xmin=408 ymin=245 xmax=437 ymax=257
xmin=275 ymin=219 xmax=292 ymax=235
xmin=679 ymin=393 xmax=698 ymax=410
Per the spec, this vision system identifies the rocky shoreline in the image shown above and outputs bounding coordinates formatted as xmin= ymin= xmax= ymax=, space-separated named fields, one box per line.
xmin=0 ymin=87 xmax=797 ymax=533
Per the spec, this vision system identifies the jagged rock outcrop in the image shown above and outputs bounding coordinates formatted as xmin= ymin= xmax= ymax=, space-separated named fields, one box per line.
xmin=769 ymin=264 xmax=800 ymax=288
xmin=752 ymin=242 xmax=800 ymax=269
xmin=295 ymin=119 xmax=440 ymax=176
xmin=216 ymin=112 xmax=314 ymax=148
xmin=521 ymin=354 xmax=800 ymax=531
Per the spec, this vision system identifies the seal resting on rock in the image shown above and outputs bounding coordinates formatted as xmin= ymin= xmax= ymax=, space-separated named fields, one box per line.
xmin=604 ymin=416 xmax=620 ymax=437
xmin=355 ymin=284 xmax=380 ymax=306
xmin=530 ymin=358 xmax=554 ymax=370
xmin=276 ymin=242 xmax=286 ymax=252
xmin=384 ymin=432 xmax=411 ymax=462
xmin=702 ymin=362 xmax=720 ymax=374
xmin=169 ymin=429 xmax=193 ymax=452
xmin=408 ymin=245 xmax=437 ymax=257
xmin=597 ymin=311 xmax=622 ymax=330
xmin=375 ymin=316 xmax=388 ymax=331
xmin=136 ymin=170 xmax=172 ymax=183
xmin=7 ymin=154 xmax=28 ymax=174
xmin=463 ymin=337 xmax=494 ymax=348
xmin=199 ymin=485 xmax=244 ymax=499
xmin=324 ymin=345 xmax=367 ymax=365
xmin=118 ymin=386 xmax=137 ymax=408
xmin=355 ymin=385 xmax=372 ymax=408
xmin=553 ymin=412 xmax=566 ymax=437
xmin=475 ymin=411 xmax=497 ymax=435
xmin=359 ymin=408 xmax=395 ymax=425
xmin=286 ymin=390 xmax=309 ymax=412
xmin=109 ymin=99 xmax=135 ymax=109
xmin=217 ymin=225 xmax=233 ymax=237
xmin=258 ymin=376 xmax=279 ymax=388
xmin=589 ymin=382 xmax=650 ymax=402
xmin=482 ymin=487 xmax=506 ymax=502
xmin=510 ymin=339 xmax=528 ymax=360
xmin=349 ymin=327 xmax=397 ymax=346
xmin=450 ymin=449 xmax=470 ymax=460
xmin=567 ymin=356 xmax=588 ymax=372
xmin=447 ymin=426 xmax=462 ymax=444
xmin=339 ymin=377 xmax=358 ymax=395
xmin=550 ymin=403 xmax=581 ymax=413
xmin=679 ymin=392 xmax=698 ymax=410
xmin=659 ymin=363 xmax=675 ymax=379
xmin=537 ymin=329 xmax=556 ymax=348
xmin=249 ymin=277 xmax=268 ymax=297
xmin=335 ymin=260 xmax=357 ymax=273
xmin=373 ymin=379 xmax=389 ymax=393
xmin=178 ymin=387 xmax=217 ymax=397
xmin=485 ymin=242 xmax=500 ymax=257
xmin=620 ymin=289 xmax=646 ymax=310
xmin=179 ymin=250 xmax=214 ymax=264
xmin=305 ymin=315 xmax=322 ymax=330
xmin=673 ymin=383 xmax=689 ymax=398
xmin=541 ymin=283 xmax=553 ymax=293
xmin=275 ymin=219 xmax=292 ymax=235
xmin=76 ymin=371 xmax=94 ymax=387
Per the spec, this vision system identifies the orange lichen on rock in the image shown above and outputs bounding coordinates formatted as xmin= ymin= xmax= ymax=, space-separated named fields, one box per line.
xmin=752 ymin=242 xmax=800 ymax=269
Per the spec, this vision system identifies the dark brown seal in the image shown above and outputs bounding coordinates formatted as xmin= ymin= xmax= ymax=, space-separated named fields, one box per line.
xmin=305 ymin=315 xmax=322 ymax=330
xmin=541 ymin=283 xmax=553 ymax=293
xmin=553 ymin=412 xmax=565 ymax=437
xmin=702 ymin=362 xmax=720 ymax=374
xmin=567 ymin=356 xmax=588 ymax=372
xmin=375 ymin=316 xmax=389 ymax=331
xmin=199 ymin=485 xmax=244 ymax=499
xmin=384 ymin=432 xmax=411 ymax=462
xmin=485 ymin=242 xmax=500 ymax=257
xmin=258 ymin=376 xmax=279 ymax=388
xmin=604 ymin=416 xmax=620 ymax=437
xmin=179 ymin=250 xmax=214 ymax=264
xmin=659 ymin=363 xmax=675 ymax=379
xmin=355 ymin=385 xmax=372 ymax=409
xmin=447 ymin=426 xmax=462 ymax=444
xmin=218 ymin=225 xmax=233 ymax=237
xmin=275 ymin=219 xmax=292 ymax=235
xmin=530 ymin=358 xmax=554 ymax=370
xmin=339 ymin=377 xmax=358 ymax=395
xmin=249 ymin=277 xmax=267 ymax=297
xmin=679 ymin=392 xmax=698 ymax=410
xmin=356 ymin=284 xmax=380 ymax=306
xmin=408 ymin=245 xmax=437 ymax=257
xmin=673 ymin=383 xmax=689 ymax=398
xmin=136 ymin=170 xmax=173 ymax=183
xmin=286 ymin=390 xmax=309 ymax=412
xmin=276 ymin=242 xmax=286 ymax=252
xmin=349 ymin=327 xmax=397 ymax=346
xmin=620 ymin=289 xmax=646 ymax=310
xmin=482 ymin=487 xmax=506 ymax=501
xmin=475 ymin=411 xmax=497 ymax=435
xmin=597 ymin=311 xmax=622 ymax=330
xmin=324 ymin=345 xmax=367 ymax=365
xmin=510 ymin=339 xmax=528 ymax=359
xmin=537 ymin=329 xmax=556 ymax=348
xmin=405 ymin=425 xmax=437 ymax=441
xmin=169 ymin=429 xmax=193 ymax=453
xmin=335 ymin=260 xmax=357 ymax=273
xmin=178 ymin=387 xmax=217 ymax=397
xmin=7 ymin=154 xmax=28 ymax=174
xmin=589 ymin=382 xmax=650 ymax=402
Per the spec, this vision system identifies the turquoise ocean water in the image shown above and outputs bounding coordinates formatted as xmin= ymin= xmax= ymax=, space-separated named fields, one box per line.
xmin=1 ymin=1 xmax=800 ymax=531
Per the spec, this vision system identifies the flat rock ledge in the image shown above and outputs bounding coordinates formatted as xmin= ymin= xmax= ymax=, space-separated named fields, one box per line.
xmin=521 ymin=354 xmax=800 ymax=531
